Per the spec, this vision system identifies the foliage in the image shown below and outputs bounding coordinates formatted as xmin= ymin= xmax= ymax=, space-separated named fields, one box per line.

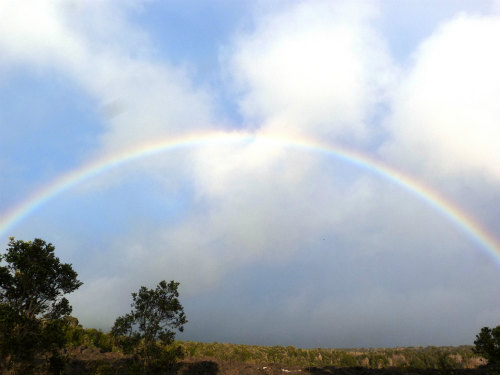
xmin=473 ymin=326 xmax=500 ymax=368
xmin=176 ymin=341 xmax=481 ymax=370
xmin=111 ymin=280 xmax=187 ymax=371
xmin=0 ymin=237 xmax=82 ymax=373
xmin=59 ymin=317 xmax=115 ymax=353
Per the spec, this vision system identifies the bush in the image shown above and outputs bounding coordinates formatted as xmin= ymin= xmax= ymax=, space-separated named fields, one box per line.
xmin=473 ymin=326 xmax=500 ymax=369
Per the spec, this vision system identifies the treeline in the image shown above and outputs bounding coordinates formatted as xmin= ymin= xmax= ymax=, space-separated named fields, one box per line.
xmin=56 ymin=318 xmax=484 ymax=370
xmin=1 ymin=238 xmax=498 ymax=374
xmin=32 ymin=321 xmax=488 ymax=373
xmin=176 ymin=341 xmax=483 ymax=370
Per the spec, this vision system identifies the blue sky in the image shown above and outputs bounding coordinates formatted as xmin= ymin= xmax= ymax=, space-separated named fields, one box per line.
xmin=0 ymin=0 xmax=499 ymax=348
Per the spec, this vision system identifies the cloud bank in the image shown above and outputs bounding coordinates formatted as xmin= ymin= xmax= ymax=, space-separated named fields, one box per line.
xmin=381 ymin=13 xmax=500 ymax=183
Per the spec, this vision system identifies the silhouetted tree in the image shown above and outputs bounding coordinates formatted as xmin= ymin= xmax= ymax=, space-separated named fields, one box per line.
xmin=111 ymin=280 xmax=187 ymax=372
xmin=0 ymin=237 xmax=82 ymax=374
xmin=473 ymin=326 xmax=500 ymax=368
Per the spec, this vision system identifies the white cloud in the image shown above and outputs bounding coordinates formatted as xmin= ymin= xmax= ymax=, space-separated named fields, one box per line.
xmin=0 ymin=0 xmax=216 ymax=153
xmin=226 ymin=0 xmax=396 ymax=142
xmin=381 ymin=14 xmax=500 ymax=183
xmin=81 ymin=57 xmax=216 ymax=151
xmin=0 ymin=1 xmax=82 ymax=67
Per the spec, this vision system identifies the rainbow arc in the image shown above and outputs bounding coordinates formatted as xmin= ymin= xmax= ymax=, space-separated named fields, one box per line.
xmin=1 ymin=131 xmax=499 ymax=265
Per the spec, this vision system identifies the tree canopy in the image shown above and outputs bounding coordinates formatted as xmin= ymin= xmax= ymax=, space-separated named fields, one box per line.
xmin=0 ymin=237 xmax=82 ymax=373
xmin=112 ymin=280 xmax=187 ymax=370
xmin=473 ymin=326 xmax=500 ymax=368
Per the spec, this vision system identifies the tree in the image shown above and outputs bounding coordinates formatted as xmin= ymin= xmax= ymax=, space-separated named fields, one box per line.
xmin=0 ymin=237 xmax=82 ymax=373
xmin=473 ymin=326 xmax=500 ymax=368
xmin=111 ymin=280 xmax=187 ymax=371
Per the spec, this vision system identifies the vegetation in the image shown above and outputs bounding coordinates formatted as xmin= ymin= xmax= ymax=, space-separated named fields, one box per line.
xmin=111 ymin=280 xmax=187 ymax=372
xmin=175 ymin=341 xmax=484 ymax=370
xmin=473 ymin=326 xmax=500 ymax=369
xmin=0 ymin=237 xmax=495 ymax=375
xmin=0 ymin=237 xmax=82 ymax=374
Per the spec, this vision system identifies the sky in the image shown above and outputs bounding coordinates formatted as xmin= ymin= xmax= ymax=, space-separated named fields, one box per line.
xmin=0 ymin=0 xmax=499 ymax=348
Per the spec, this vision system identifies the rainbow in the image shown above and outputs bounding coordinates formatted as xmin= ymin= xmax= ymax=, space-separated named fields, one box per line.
xmin=1 ymin=131 xmax=499 ymax=264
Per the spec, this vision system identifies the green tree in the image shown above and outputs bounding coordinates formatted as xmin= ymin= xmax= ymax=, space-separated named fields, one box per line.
xmin=111 ymin=280 xmax=187 ymax=371
xmin=473 ymin=326 xmax=500 ymax=368
xmin=0 ymin=237 xmax=82 ymax=373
